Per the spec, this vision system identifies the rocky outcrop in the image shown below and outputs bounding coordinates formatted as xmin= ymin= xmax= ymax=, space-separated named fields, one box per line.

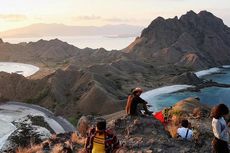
xmin=0 ymin=38 xmax=3 ymax=43
xmin=0 ymin=115 xmax=53 ymax=152
xmin=12 ymin=97 xmax=215 ymax=153
xmin=125 ymin=10 xmax=230 ymax=69
xmin=170 ymin=72 xmax=203 ymax=85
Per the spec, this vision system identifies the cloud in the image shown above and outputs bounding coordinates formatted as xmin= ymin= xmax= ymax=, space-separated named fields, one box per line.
xmin=104 ymin=17 xmax=137 ymax=22
xmin=0 ymin=14 xmax=27 ymax=21
xmin=73 ymin=15 xmax=141 ymax=23
xmin=73 ymin=15 xmax=101 ymax=21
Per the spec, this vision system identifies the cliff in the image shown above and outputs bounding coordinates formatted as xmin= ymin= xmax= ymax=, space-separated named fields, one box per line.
xmin=125 ymin=10 xmax=230 ymax=69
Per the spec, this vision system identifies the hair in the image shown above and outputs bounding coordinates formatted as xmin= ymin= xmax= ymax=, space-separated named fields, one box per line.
xmin=96 ymin=118 xmax=106 ymax=131
xmin=212 ymin=104 xmax=229 ymax=119
xmin=132 ymin=90 xmax=139 ymax=95
xmin=130 ymin=88 xmax=135 ymax=93
xmin=194 ymin=97 xmax=200 ymax=101
xmin=131 ymin=87 xmax=143 ymax=95
xmin=181 ymin=119 xmax=189 ymax=128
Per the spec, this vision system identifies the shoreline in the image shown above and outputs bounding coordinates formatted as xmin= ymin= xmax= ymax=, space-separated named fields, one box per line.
xmin=1 ymin=101 xmax=75 ymax=132
xmin=141 ymin=66 xmax=230 ymax=111
xmin=0 ymin=102 xmax=75 ymax=150
xmin=0 ymin=62 xmax=39 ymax=77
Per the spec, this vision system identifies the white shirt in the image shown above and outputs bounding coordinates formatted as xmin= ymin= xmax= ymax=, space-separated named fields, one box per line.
xmin=212 ymin=117 xmax=229 ymax=142
xmin=177 ymin=127 xmax=193 ymax=140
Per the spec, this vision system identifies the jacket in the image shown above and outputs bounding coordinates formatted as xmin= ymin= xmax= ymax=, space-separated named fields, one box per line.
xmin=85 ymin=128 xmax=119 ymax=153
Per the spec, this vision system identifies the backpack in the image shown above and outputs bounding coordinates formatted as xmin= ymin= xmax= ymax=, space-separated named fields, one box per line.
xmin=125 ymin=95 xmax=133 ymax=115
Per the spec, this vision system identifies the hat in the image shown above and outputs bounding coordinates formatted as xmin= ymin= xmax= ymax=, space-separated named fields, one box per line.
xmin=132 ymin=87 xmax=143 ymax=93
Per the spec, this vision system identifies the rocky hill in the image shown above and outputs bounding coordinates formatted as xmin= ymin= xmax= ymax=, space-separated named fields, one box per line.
xmin=11 ymin=97 xmax=215 ymax=153
xmin=125 ymin=10 xmax=230 ymax=69
xmin=0 ymin=10 xmax=230 ymax=122
xmin=0 ymin=38 xmax=193 ymax=121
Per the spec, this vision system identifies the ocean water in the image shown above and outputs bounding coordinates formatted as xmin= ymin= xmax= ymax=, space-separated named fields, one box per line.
xmin=3 ymin=36 xmax=136 ymax=50
xmin=0 ymin=104 xmax=65 ymax=150
xmin=0 ymin=62 xmax=39 ymax=77
xmin=144 ymin=67 xmax=230 ymax=112
xmin=204 ymin=68 xmax=230 ymax=84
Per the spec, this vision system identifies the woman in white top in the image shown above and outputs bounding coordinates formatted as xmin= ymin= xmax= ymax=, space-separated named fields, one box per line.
xmin=211 ymin=104 xmax=229 ymax=153
xmin=177 ymin=119 xmax=193 ymax=140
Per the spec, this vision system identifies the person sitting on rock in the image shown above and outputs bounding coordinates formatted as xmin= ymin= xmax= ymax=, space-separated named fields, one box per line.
xmin=126 ymin=87 xmax=152 ymax=116
xmin=177 ymin=119 xmax=193 ymax=140
xmin=211 ymin=104 xmax=229 ymax=153
xmin=85 ymin=118 xmax=120 ymax=153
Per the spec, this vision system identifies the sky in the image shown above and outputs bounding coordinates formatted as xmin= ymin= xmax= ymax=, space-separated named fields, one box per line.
xmin=0 ymin=0 xmax=230 ymax=31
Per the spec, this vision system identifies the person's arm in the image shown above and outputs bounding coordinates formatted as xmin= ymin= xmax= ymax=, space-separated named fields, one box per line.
xmin=106 ymin=129 xmax=120 ymax=150
xmin=137 ymin=96 xmax=148 ymax=104
xmin=220 ymin=124 xmax=229 ymax=139
xmin=212 ymin=120 xmax=222 ymax=139
xmin=188 ymin=130 xmax=193 ymax=140
xmin=84 ymin=134 xmax=90 ymax=153
xmin=176 ymin=128 xmax=181 ymax=138
xmin=84 ymin=128 xmax=95 ymax=153
xmin=112 ymin=134 xmax=120 ymax=149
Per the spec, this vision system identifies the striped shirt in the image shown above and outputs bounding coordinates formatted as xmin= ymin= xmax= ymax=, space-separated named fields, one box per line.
xmin=92 ymin=133 xmax=105 ymax=153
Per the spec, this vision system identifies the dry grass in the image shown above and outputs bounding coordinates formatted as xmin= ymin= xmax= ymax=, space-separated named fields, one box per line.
xmin=16 ymin=144 xmax=43 ymax=153
xmin=71 ymin=132 xmax=86 ymax=145
xmin=14 ymin=133 xmax=86 ymax=153
xmin=166 ymin=114 xmax=182 ymax=138
xmin=51 ymin=144 xmax=63 ymax=153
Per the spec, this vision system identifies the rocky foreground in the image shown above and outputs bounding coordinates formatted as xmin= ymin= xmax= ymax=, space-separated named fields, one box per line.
xmin=11 ymin=97 xmax=218 ymax=153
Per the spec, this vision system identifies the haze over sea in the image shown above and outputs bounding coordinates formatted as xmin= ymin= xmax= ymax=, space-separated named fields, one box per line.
xmin=3 ymin=36 xmax=136 ymax=50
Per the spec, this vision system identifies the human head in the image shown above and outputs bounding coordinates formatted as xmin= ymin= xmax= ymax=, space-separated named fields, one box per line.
xmin=132 ymin=87 xmax=143 ymax=96
xmin=212 ymin=104 xmax=229 ymax=119
xmin=194 ymin=97 xmax=200 ymax=101
xmin=181 ymin=119 xmax=189 ymax=128
xmin=96 ymin=118 xmax=106 ymax=131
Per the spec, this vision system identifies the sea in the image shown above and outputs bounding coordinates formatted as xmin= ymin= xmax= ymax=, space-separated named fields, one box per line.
xmin=141 ymin=66 xmax=230 ymax=112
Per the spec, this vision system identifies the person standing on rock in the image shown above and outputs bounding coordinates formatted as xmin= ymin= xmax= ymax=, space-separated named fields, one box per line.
xmin=85 ymin=118 xmax=120 ymax=153
xmin=125 ymin=87 xmax=152 ymax=116
xmin=211 ymin=104 xmax=229 ymax=153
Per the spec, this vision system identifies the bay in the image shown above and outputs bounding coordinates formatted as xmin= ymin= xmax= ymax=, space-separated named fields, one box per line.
xmin=145 ymin=68 xmax=230 ymax=112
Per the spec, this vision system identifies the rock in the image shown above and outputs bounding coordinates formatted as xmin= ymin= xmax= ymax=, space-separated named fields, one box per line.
xmin=170 ymin=72 xmax=203 ymax=85
xmin=145 ymin=150 xmax=153 ymax=153
xmin=0 ymin=38 xmax=3 ymax=43
xmin=157 ymin=148 xmax=163 ymax=152
xmin=10 ymin=97 xmax=214 ymax=152
xmin=1 ymin=115 xmax=52 ymax=152
xmin=125 ymin=10 xmax=230 ymax=69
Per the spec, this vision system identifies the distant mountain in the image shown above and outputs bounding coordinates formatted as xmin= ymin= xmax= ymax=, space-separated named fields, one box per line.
xmin=0 ymin=23 xmax=143 ymax=38
xmin=125 ymin=10 xmax=230 ymax=69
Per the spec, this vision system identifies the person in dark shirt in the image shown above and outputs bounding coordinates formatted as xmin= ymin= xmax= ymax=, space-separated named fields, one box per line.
xmin=126 ymin=87 xmax=152 ymax=116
